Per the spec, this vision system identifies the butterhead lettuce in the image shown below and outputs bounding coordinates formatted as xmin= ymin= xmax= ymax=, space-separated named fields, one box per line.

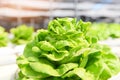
xmin=0 ymin=26 xmax=8 ymax=47
xmin=10 ymin=25 xmax=34 ymax=45
xmin=17 ymin=18 xmax=120 ymax=80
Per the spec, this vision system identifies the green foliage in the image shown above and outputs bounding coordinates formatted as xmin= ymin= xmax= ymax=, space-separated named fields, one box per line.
xmin=0 ymin=26 xmax=8 ymax=47
xmin=17 ymin=18 xmax=120 ymax=80
xmin=10 ymin=25 xmax=34 ymax=45
xmin=87 ymin=23 xmax=120 ymax=40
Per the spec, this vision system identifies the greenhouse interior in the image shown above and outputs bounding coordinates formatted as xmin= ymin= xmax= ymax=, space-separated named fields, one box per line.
xmin=0 ymin=0 xmax=120 ymax=80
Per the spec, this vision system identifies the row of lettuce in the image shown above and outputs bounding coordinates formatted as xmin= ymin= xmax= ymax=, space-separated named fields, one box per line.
xmin=0 ymin=22 xmax=120 ymax=47
xmin=0 ymin=25 xmax=34 ymax=47
xmin=16 ymin=18 xmax=120 ymax=80
xmin=88 ymin=23 xmax=120 ymax=40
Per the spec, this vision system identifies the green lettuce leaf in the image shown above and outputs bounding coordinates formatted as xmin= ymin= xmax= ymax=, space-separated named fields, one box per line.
xmin=17 ymin=18 xmax=120 ymax=80
xmin=0 ymin=26 xmax=8 ymax=47
xmin=10 ymin=24 xmax=34 ymax=44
